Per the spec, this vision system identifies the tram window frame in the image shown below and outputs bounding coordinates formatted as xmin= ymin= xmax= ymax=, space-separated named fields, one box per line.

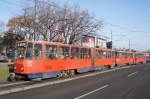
xmin=110 ymin=51 xmax=112 ymax=58
xmin=132 ymin=53 xmax=134 ymax=58
xmin=136 ymin=54 xmax=138 ymax=58
xmin=45 ymin=44 xmax=57 ymax=59
xmin=96 ymin=50 xmax=104 ymax=58
xmin=135 ymin=54 xmax=137 ymax=58
xmin=116 ymin=52 xmax=121 ymax=58
xmin=122 ymin=52 xmax=127 ymax=58
xmin=140 ymin=54 xmax=143 ymax=58
xmin=59 ymin=46 xmax=70 ymax=59
xmin=137 ymin=54 xmax=143 ymax=58
xmin=115 ymin=52 xmax=118 ymax=58
xmin=125 ymin=53 xmax=127 ymax=58
xmin=141 ymin=54 xmax=144 ymax=58
xmin=131 ymin=53 xmax=134 ymax=58
xmin=80 ymin=48 xmax=90 ymax=59
xmin=71 ymin=47 xmax=79 ymax=59
xmin=112 ymin=51 xmax=116 ymax=58
xmin=25 ymin=42 xmax=33 ymax=59
xmin=126 ymin=53 xmax=128 ymax=58
xmin=126 ymin=53 xmax=129 ymax=58
xmin=96 ymin=50 xmax=100 ymax=58
xmin=119 ymin=52 xmax=122 ymax=58
xmin=88 ymin=48 xmax=91 ymax=58
xmin=34 ymin=44 xmax=42 ymax=59
xmin=106 ymin=51 xmax=112 ymax=58
xmin=129 ymin=53 xmax=132 ymax=58
xmin=106 ymin=51 xmax=108 ymax=58
xmin=103 ymin=51 xmax=107 ymax=58
xmin=122 ymin=53 xmax=125 ymax=58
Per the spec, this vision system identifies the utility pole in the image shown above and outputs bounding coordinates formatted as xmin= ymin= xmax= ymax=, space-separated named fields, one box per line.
xmin=129 ymin=39 xmax=130 ymax=51
xmin=33 ymin=0 xmax=38 ymax=41
xmin=111 ymin=30 xmax=113 ymax=49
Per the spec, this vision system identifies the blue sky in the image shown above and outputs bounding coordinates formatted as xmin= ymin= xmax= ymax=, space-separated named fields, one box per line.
xmin=0 ymin=0 xmax=150 ymax=51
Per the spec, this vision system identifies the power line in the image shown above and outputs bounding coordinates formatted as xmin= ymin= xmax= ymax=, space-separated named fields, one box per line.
xmin=105 ymin=21 xmax=150 ymax=34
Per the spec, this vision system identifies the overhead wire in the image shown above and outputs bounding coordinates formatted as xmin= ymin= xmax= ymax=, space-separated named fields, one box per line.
xmin=105 ymin=21 xmax=150 ymax=34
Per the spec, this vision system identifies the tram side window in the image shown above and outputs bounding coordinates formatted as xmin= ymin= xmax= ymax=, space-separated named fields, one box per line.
xmin=122 ymin=53 xmax=127 ymax=58
xmin=45 ymin=45 xmax=57 ymax=59
xmin=103 ymin=51 xmax=107 ymax=58
xmin=112 ymin=51 xmax=116 ymax=58
xmin=122 ymin=53 xmax=125 ymax=58
xmin=126 ymin=53 xmax=129 ymax=58
xmin=129 ymin=53 xmax=132 ymax=58
xmin=137 ymin=54 xmax=143 ymax=58
xmin=115 ymin=52 xmax=118 ymax=58
xmin=119 ymin=52 xmax=122 ymax=58
xmin=133 ymin=53 xmax=135 ymax=58
xmin=135 ymin=54 xmax=138 ymax=58
xmin=59 ymin=46 xmax=69 ymax=59
xmin=131 ymin=53 xmax=134 ymax=58
xmin=96 ymin=50 xmax=100 ymax=58
xmin=71 ymin=47 xmax=79 ymax=59
xmin=135 ymin=54 xmax=139 ymax=58
xmin=141 ymin=54 xmax=144 ymax=58
xmin=116 ymin=52 xmax=121 ymax=58
xmin=126 ymin=53 xmax=128 ymax=58
xmin=80 ymin=48 xmax=89 ymax=59
xmin=34 ymin=44 xmax=42 ymax=59
xmin=140 ymin=54 xmax=144 ymax=58
xmin=132 ymin=53 xmax=134 ymax=58
xmin=26 ymin=43 xmax=33 ymax=59
xmin=96 ymin=50 xmax=106 ymax=58
xmin=110 ymin=51 xmax=112 ymax=58
xmin=106 ymin=51 xmax=108 ymax=58
xmin=106 ymin=51 xmax=112 ymax=58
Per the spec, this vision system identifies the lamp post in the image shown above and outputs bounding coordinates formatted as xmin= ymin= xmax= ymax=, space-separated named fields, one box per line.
xmin=111 ymin=30 xmax=113 ymax=49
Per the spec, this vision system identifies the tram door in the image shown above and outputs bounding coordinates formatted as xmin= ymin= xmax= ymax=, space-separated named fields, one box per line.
xmin=33 ymin=43 xmax=43 ymax=71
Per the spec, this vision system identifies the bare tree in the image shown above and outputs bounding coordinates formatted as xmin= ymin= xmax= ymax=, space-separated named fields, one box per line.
xmin=7 ymin=0 xmax=103 ymax=44
xmin=60 ymin=5 xmax=103 ymax=44
xmin=0 ymin=20 xmax=5 ymax=36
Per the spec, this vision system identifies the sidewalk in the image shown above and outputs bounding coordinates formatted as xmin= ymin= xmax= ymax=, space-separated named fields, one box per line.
xmin=0 ymin=62 xmax=12 ymax=82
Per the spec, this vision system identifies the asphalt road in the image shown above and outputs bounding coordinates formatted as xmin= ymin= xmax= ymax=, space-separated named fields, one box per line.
xmin=0 ymin=63 xmax=150 ymax=99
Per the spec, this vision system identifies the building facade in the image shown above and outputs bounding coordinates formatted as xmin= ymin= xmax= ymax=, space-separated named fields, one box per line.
xmin=81 ymin=34 xmax=110 ymax=49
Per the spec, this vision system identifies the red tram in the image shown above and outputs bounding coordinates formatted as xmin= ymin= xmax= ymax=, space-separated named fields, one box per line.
xmin=13 ymin=41 xmax=145 ymax=79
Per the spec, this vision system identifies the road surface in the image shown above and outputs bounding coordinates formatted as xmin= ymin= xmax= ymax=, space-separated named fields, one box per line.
xmin=0 ymin=64 xmax=150 ymax=99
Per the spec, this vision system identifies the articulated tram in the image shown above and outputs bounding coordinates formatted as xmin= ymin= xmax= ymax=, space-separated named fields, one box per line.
xmin=12 ymin=41 xmax=145 ymax=79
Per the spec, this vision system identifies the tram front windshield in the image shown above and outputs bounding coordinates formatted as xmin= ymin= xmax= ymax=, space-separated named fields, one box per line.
xmin=16 ymin=42 xmax=33 ymax=59
xmin=15 ymin=42 xmax=27 ymax=59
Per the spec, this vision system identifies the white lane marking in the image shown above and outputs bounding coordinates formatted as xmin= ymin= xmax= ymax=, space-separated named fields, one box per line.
xmin=127 ymin=71 xmax=138 ymax=77
xmin=0 ymin=81 xmax=30 ymax=88
xmin=74 ymin=85 xmax=109 ymax=99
